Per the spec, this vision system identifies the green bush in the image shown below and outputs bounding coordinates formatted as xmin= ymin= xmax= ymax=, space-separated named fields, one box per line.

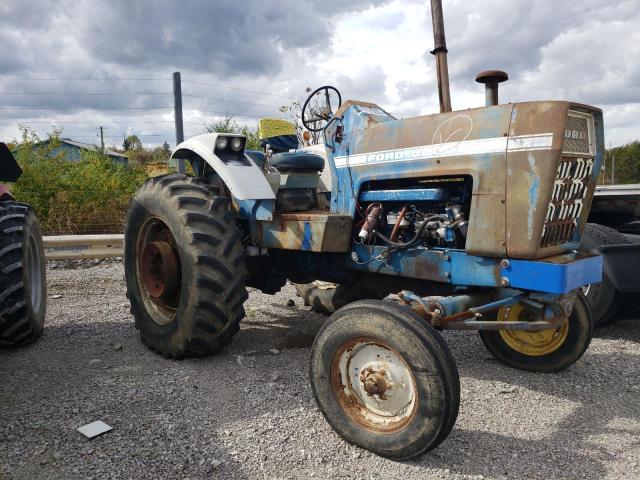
xmin=10 ymin=128 xmax=147 ymax=235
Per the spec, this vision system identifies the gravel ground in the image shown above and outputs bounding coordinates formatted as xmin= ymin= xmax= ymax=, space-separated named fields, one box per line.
xmin=1 ymin=260 xmax=639 ymax=480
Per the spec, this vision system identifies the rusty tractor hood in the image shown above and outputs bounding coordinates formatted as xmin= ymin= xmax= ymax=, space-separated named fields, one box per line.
xmin=328 ymin=100 xmax=604 ymax=260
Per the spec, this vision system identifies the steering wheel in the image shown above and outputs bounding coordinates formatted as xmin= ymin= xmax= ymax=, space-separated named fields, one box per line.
xmin=301 ymin=86 xmax=342 ymax=132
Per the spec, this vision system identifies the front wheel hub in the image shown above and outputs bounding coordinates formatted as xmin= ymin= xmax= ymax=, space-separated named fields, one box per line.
xmin=332 ymin=338 xmax=417 ymax=433
xmin=141 ymin=240 xmax=179 ymax=299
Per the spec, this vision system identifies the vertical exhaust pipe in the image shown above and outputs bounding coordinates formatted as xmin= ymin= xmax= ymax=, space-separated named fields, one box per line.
xmin=430 ymin=0 xmax=452 ymax=113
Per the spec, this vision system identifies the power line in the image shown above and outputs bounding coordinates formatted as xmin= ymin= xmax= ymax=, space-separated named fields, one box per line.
xmin=0 ymin=106 xmax=173 ymax=111
xmin=183 ymin=107 xmax=279 ymax=119
xmin=55 ymin=133 xmax=167 ymax=138
xmin=0 ymin=76 xmax=300 ymax=101
xmin=8 ymin=120 xmax=202 ymax=125
xmin=0 ymin=92 xmax=171 ymax=96
xmin=2 ymin=77 xmax=168 ymax=81
xmin=183 ymin=94 xmax=283 ymax=110
xmin=182 ymin=79 xmax=297 ymax=100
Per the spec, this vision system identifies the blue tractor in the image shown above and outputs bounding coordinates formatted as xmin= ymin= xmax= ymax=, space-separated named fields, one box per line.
xmin=124 ymin=1 xmax=603 ymax=459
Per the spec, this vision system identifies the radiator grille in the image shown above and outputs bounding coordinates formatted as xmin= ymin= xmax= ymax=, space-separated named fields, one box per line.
xmin=564 ymin=115 xmax=591 ymax=154
xmin=540 ymin=157 xmax=593 ymax=247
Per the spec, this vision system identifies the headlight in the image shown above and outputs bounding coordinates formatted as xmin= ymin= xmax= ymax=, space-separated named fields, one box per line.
xmin=215 ymin=136 xmax=228 ymax=150
xmin=230 ymin=137 xmax=244 ymax=151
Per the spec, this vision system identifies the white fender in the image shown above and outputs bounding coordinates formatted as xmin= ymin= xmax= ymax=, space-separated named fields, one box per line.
xmin=171 ymin=133 xmax=275 ymax=201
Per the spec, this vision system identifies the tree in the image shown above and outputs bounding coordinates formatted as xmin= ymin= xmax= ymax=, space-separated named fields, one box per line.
xmin=599 ymin=142 xmax=640 ymax=185
xmin=204 ymin=117 xmax=261 ymax=150
xmin=279 ymin=87 xmax=322 ymax=146
xmin=123 ymin=135 xmax=143 ymax=151
xmin=162 ymin=141 xmax=171 ymax=153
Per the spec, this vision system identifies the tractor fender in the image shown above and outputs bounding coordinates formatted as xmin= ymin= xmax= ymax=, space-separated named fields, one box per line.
xmin=171 ymin=134 xmax=275 ymax=201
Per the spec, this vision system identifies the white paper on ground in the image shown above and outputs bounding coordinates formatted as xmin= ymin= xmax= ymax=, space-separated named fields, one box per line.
xmin=77 ymin=420 xmax=112 ymax=439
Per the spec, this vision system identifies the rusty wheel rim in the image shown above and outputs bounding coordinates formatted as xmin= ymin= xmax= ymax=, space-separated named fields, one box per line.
xmin=330 ymin=337 xmax=418 ymax=433
xmin=136 ymin=217 xmax=181 ymax=326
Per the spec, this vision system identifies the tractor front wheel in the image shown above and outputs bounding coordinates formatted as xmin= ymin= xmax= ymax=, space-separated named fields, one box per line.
xmin=479 ymin=291 xmax=592 ymax=372
xmin=125 ymin=174 xmax=248 ymax=358
xmin=310 ymin=300 xmax=460 ymax=459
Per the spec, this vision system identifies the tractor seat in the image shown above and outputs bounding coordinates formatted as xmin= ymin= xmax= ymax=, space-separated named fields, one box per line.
xmin=270 ymin=151 xmax=324 ymax=171
xmin=249 ymin=118 xmax=324 ymax=172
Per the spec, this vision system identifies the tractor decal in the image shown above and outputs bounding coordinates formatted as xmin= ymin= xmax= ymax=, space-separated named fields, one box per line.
xmin=333 ymin=133 xmax=554 ymax=168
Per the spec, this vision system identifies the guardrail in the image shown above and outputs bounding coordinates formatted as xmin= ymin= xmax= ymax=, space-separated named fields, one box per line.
xmin=43 ymin=234 xmax=124 ymax=260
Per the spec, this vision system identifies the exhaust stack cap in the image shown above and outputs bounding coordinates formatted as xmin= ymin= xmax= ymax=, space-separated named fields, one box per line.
xmin=475 ymin=70 xmax=508 ymax=107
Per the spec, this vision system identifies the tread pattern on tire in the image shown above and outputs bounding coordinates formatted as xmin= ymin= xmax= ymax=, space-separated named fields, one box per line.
xmin=311 ymin=300 xmax=460 ymax=459
xmin=125 ymin=174 xmax=248 ymax=358
xmin=580 ymin=223 xmax=631 ymax=326
xmin=0 ymin=201 xmax=45 ymax=347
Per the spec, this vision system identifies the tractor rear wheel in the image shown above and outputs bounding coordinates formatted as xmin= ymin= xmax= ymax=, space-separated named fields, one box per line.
xmin=310 ymin=300 xmax=459 ymax=459
xmin=479 ymin=291 xmax=592 ymax=372
xmin=0 ymin=201 xmax=46 ymax=347
xmin=125 ymin=174 xmax=248 ymax=358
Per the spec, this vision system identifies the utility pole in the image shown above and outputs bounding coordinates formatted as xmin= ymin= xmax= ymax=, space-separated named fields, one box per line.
xmin=611 ymin=154 xmax=616 ymax=185
xmin=99 ymin=126 xmax=105 ymax=152
xmin=173 ymin=71 xmax=185 ymax=173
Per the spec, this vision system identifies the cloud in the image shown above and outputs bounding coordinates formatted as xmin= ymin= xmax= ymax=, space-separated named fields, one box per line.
xmin=0 ymin=0 xmax=638 ymax=147
xmin=385 ymin=0 xmax=640 ymax=144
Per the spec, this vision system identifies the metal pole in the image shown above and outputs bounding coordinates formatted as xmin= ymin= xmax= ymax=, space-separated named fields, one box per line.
xmin=99 ymin=126 xmax=105 ymax=152
xmin=611 ymin=155 xmax=615 ymax=185
xmin=173 ymin=72 xmax=185 ymax=173
xmin=430 ymin=0 xmax=452 ymax=113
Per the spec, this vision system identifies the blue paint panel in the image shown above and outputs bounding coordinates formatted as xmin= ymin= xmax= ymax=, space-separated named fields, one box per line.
xmin=449 ymin=251 xmax=498 ymax=286
xmin=237 ymin=199 xmax=274 ymax=221
xmin=236 ymin=199 xmax=255 ymax=219
xmin=255 ymin=200 xmax=274 ymax=221
xmin=302 ymin=222 xmax=312 ymax=250
xmin=359 ymin=188 xmax=449 ymax=202
xmin=350 ymin=244 xmax=601 ymax=294
xmin=351 ymin=244 xmax=451 ymax=283
xmin=504 ymin=254 xmax=602 ymax=294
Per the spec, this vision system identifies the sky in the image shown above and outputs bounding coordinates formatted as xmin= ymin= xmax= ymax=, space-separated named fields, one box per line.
xmin=0 ymin=0 xmax=638 ymax=148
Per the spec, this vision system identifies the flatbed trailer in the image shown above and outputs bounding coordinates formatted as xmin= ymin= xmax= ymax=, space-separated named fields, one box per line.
xmin=581 ymin=184 xmax=640 ymax=325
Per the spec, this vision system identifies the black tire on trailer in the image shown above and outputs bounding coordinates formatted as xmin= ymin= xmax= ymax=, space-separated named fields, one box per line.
xmin=295 ymin=281 xmax=386 ymax=315
xmin=124 ymin=173 xmax=248 ymax=358
xmin=579 ymin=223 xmax=631 ymax=326
xmin=479 ymin=291 xmax=592 ymax=373
xmin=310 ymin=300 xmax=460 ymax=460
xmin=0 ymin=201 xmax=46 ymax=347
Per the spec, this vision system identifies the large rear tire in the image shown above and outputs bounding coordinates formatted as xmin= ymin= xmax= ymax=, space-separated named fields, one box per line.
xmin=0 ymin=201 xmax=46 ymax=347
xmin=310 ymin=300 xmax=459 ymax=459
xmin=579 ymin=223 xmax=631 ymax=326
xmin=125 ymin=174 xmax=248 ymax=358
xmin=479 ymin=291 xmax=592 ymax=373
